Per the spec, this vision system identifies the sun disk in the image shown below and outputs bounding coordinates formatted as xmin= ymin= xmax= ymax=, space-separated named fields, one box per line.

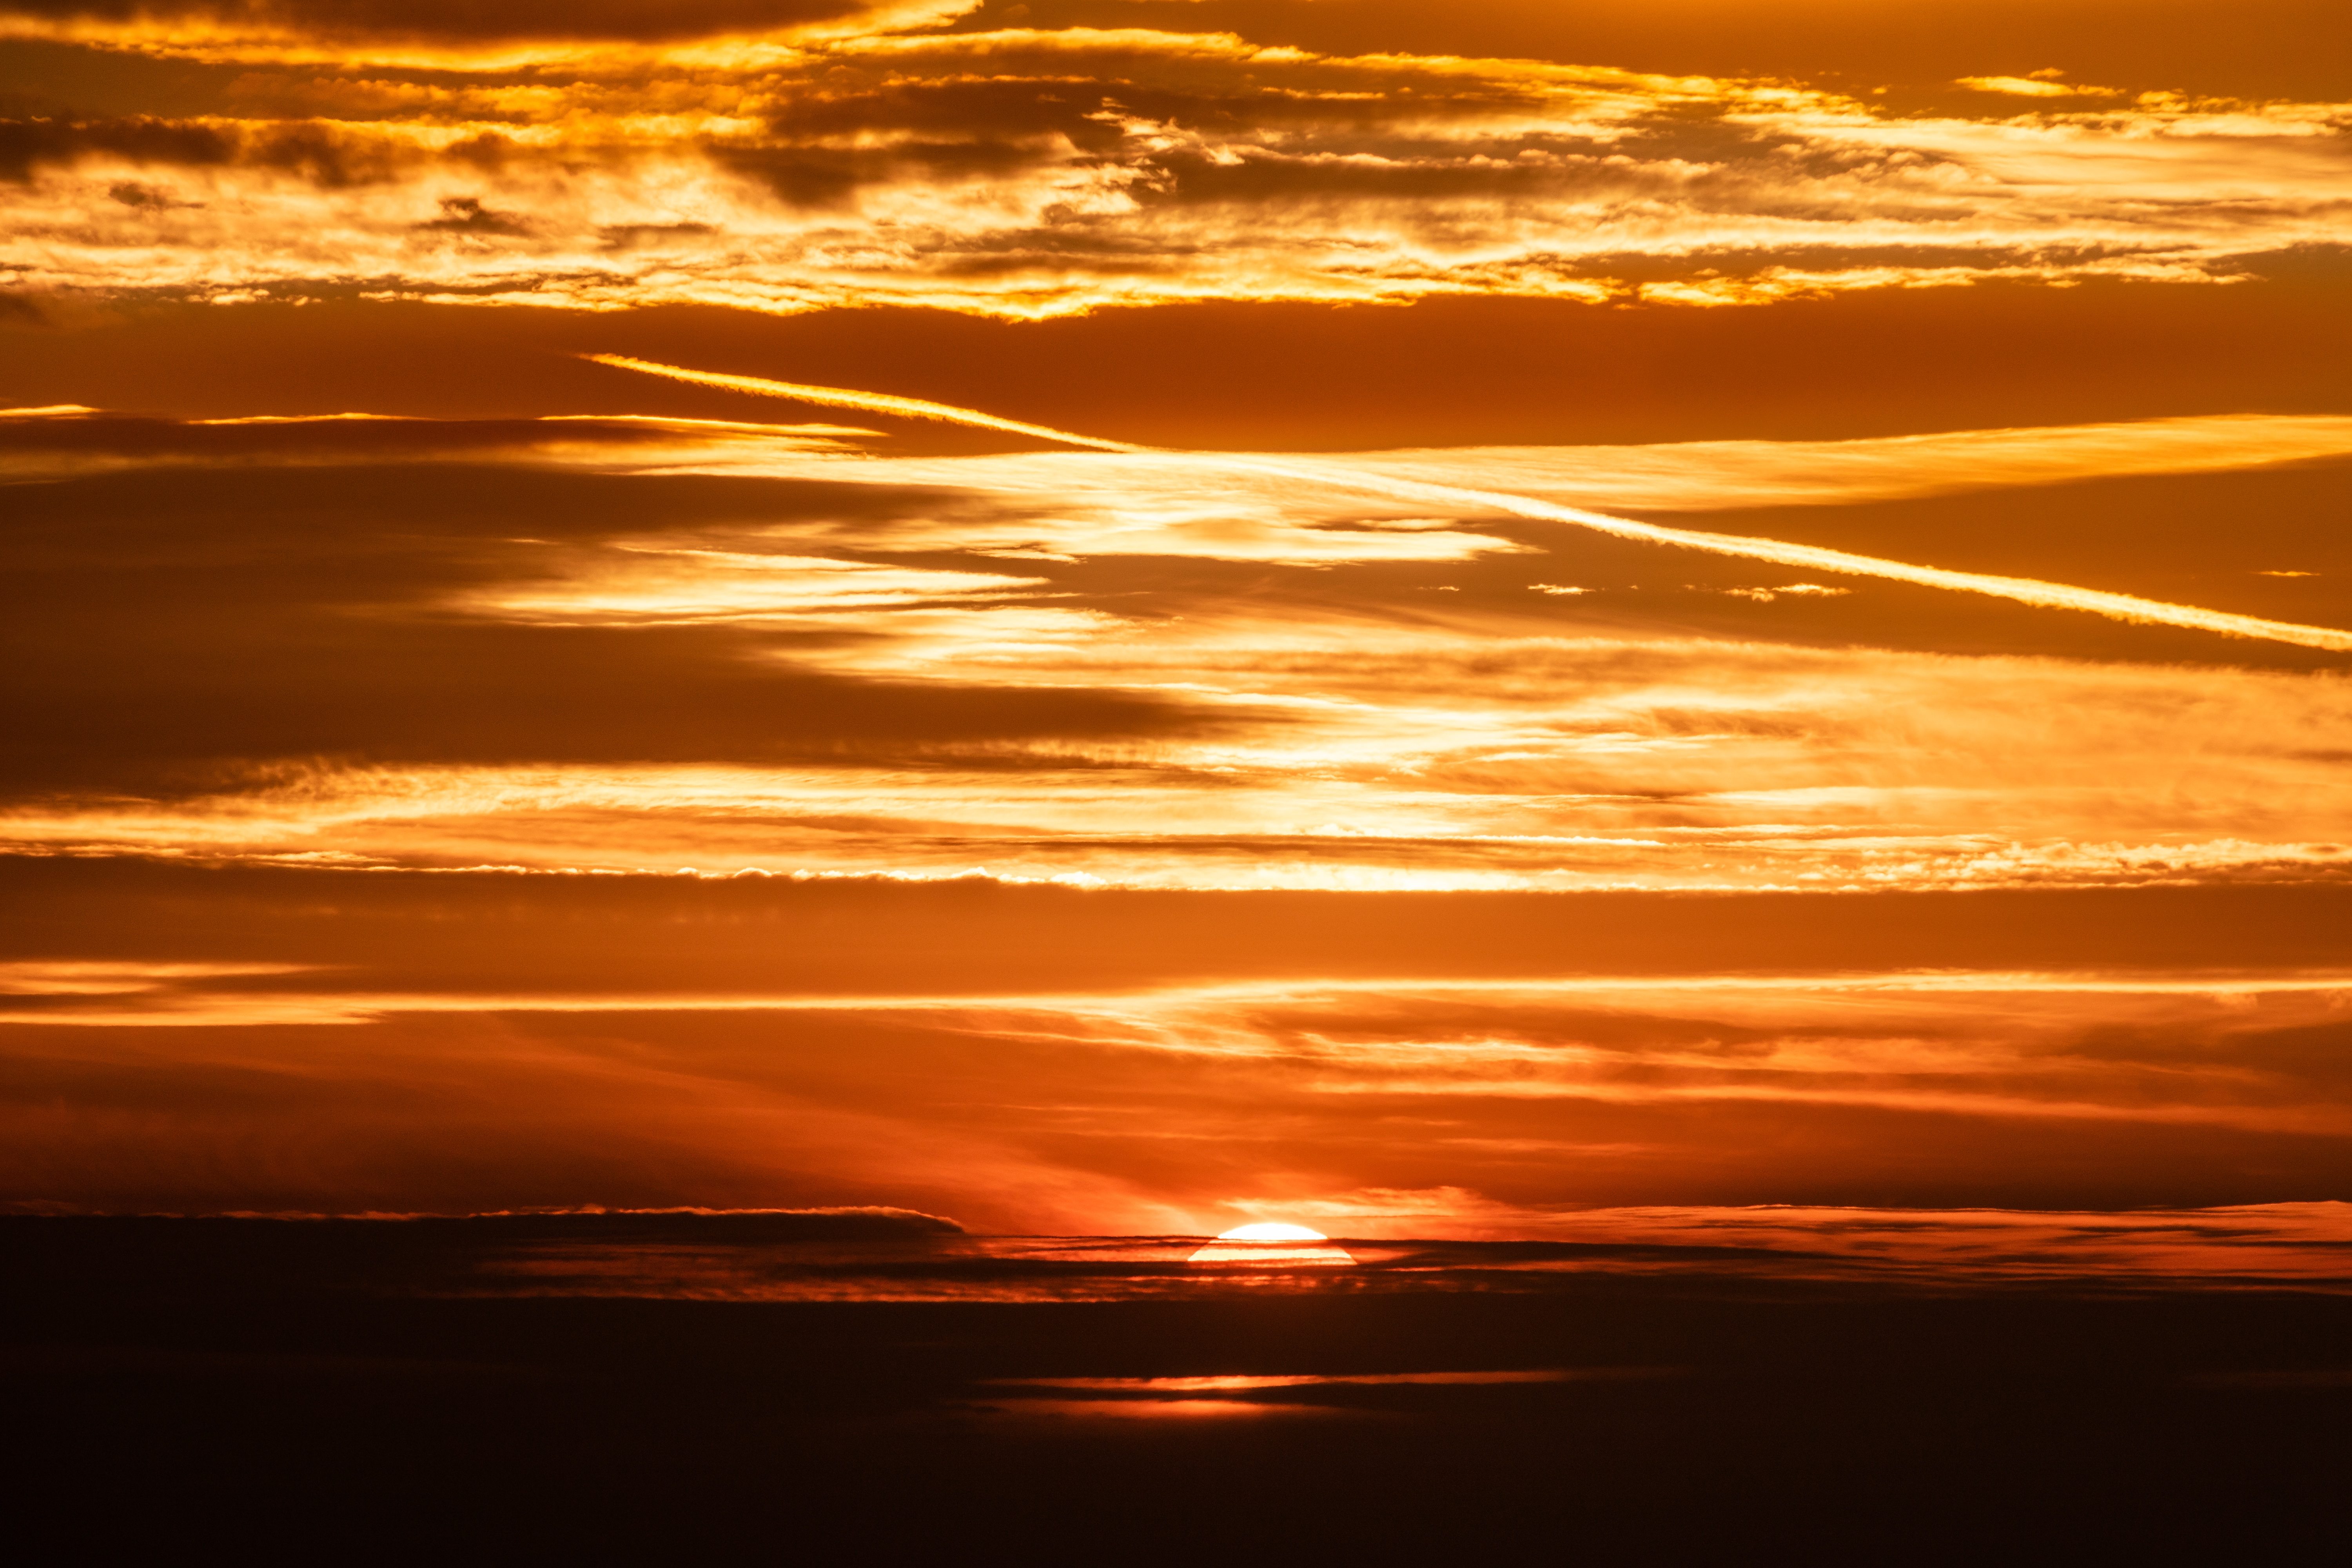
xmin=1216 ymin=1223 xmax=1329 ymax=1242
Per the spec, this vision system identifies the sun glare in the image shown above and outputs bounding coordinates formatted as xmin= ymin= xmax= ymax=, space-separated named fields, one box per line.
xmin=1189 ymin=1222 xmax=1355 ymax=1267
xmin=1216 ymin=1223 xmax=1330 ymax=1242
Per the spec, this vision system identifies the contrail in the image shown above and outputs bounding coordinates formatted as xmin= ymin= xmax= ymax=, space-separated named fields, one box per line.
xmin=581 ymin=354 xmax=1144 ymax=453
xmin=1219 ymin=457 xmax=2352 ymax=652
xmin=583 ymin=354 xmax=2352 ymax=652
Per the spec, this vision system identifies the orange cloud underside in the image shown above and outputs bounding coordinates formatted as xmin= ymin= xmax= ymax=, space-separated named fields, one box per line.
xmin=2 ymin=2 xmax=2348 ymax=1233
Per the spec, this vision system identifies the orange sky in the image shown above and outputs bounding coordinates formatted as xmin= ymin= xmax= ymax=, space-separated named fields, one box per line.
xmin=3 ymin=0 xmax=2348 ymax=1232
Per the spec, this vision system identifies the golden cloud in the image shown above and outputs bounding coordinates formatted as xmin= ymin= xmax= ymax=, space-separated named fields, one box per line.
xmin=5 ymin=19 xmax=2345 ymax=316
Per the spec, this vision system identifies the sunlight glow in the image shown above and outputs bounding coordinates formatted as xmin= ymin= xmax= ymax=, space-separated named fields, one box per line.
xmin=1216 ymin=1223 xmax=1330 ymax=1241
xmin=1189 ymin=1222 xmax=1356 ymax=1267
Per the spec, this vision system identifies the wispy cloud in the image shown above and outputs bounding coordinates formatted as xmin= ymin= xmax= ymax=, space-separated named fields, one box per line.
xmin=7 ymin=394 xmax=2350 ymax=892
xmin=7 ymin=960 xmax=2349 ymax=1223
xmin=587 ymin=354 xmax=2352 ymax=650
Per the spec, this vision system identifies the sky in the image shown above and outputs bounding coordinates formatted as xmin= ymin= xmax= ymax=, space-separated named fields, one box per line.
xmin=4 ymin=0 xmax=2350 ymax=1236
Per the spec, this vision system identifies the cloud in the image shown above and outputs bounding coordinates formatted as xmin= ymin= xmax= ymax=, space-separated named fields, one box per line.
xmin=7 ymin=936 xmax=2351 ymax=1219
xmin=570 ymin=360 xmax=2352 ymax=512
xmin=584 ymin=353 xmax=1137 ymax=451
xmin=1221 ymin=455 xmax=2352 ymax=649
xmin=579 ymin=355 xmax=2352 ymax=652
xmin=1235 ymin=1192 xmax=2352 ymax=1287
xmin=7 ymin=2 xmax=2348 ymax=1238
xmin=1955 ymin=75 xmax=2125 ymax=99
xmin=6 ymin=850 xmax=2347 ymax=1220
xmin=0 ymin=0 xmax=978 ymax=57
xmin=6 ymin=401 xmax=2351 ymax=892
xmin=0 ymin=407 xmax=869 ymax=480
xmin=3 ymin=18 xmax=2344 ymax=315
xmin=1334 ymin=417 xmax=2352 ymax=512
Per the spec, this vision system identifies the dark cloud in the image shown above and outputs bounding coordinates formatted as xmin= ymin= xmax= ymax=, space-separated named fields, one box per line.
xmin=414 ymin=194 xmax=531 ymax=236
xmin=0 ymin=1212 xmax=970 ymax=1319
xmin=0 ymin=411 xmax=782 ymax=463
xmin=761 ymin=78 xmax=1143 ymax=147
xmin=0 ymin=0 xmax=897 ymax=44
xmin=6 ymin=617 xmax=1212 ymax=791
xmin=715 ymin=138 xmax=1055 ymax=209
xmin=0 ymin=111 xmax=414 ymax=183
xmin=598 ymin=221 xmax=717 ymax=250
xmin=739 ymin=75 xmax=1571 ymax=204
xmin=0 ymin=112 xmax=232 ymax=181
xmin=690 ymin=72 xmax=1639 ymax=211
xmin=0 ymin=461 xmax=1234 ymax=791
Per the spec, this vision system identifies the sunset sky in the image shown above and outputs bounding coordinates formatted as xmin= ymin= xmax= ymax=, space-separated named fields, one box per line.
xmin=5 ymin=0 xmax=2349 ymax=1240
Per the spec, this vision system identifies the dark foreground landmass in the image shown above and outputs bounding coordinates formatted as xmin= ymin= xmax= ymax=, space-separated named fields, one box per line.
xmin=7 ymin=1216 xmax=2347 ymax=1565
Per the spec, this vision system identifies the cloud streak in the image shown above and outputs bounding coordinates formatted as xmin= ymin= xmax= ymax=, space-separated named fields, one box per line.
xmin=590 ymin=352 xmax=2352 ymax=651
xmin=7 ymin=956 xmax=2349 ymax=1221
xmin=582 ymin=353 xmax=1140 ymax=452
xmin=7 ymin=396 xmax=2349 ymax=895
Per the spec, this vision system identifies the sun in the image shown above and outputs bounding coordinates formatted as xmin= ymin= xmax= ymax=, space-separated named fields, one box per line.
xmin=1188 ymin=1221 xmax=1354 ymax=1268
xmin=1215 ymin=1222 xmax=1329 ymax=1242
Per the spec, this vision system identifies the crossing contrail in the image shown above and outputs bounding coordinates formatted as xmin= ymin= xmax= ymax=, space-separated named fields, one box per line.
xmin=582 ymin=354 xmax=2352 ymax=652
xmin=581 ymin=354 xmax=1143 ymax=453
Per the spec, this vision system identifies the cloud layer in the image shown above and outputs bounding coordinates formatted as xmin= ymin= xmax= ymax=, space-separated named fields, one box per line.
xmin=7 ymin=396 xmax=2348 ymax=893
xmin=8 ymin=866 xmax=2351 ymax=1225
xmin=4 ymin=6 xmax=2347 ymax=316
xmin=4 ymin=2 xmax=2348 ymax=1230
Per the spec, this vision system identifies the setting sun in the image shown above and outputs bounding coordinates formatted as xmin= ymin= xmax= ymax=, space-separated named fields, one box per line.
xmin=1215 ymin=1223 xmax=1330 ymax=1243
xmin=1189 ymin=1223 xmax=1355 ymax=1267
